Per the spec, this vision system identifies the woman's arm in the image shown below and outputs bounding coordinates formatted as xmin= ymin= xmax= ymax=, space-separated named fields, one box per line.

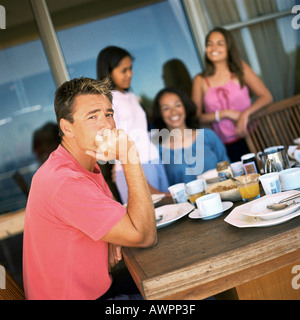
xmin=236 ymin=61 xmax=273 ymax=137
xmin=192 ymin=75 xmax=218 ymax=123
xmin=192 ymin=75 xmax=205 ymax=119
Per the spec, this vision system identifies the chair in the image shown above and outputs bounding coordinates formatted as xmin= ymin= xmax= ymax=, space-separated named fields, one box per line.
xmin=245 ymin=94 xmax=300 ymax=155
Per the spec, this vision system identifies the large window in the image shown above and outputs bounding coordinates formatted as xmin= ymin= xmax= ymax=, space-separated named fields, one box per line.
xmin=0 ymin=0 xmax=201 ymax=214
xmin=0 ymin=6 xmax=57 ymax=214
xmin=56 ymin=0 xmax=201 ymax=113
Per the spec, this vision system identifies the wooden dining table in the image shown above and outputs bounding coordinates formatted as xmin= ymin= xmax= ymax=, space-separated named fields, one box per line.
xmin=122 ymin=196 xmax=300 ymax=300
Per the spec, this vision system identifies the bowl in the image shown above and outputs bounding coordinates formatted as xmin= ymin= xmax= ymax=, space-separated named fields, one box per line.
xmin=206 ymin=179 xmax=242 ymax=202
xmin=279 ymin=168 xmax=300 ymax=191
xmin=197 ymin=169 xmax=219 ymax=184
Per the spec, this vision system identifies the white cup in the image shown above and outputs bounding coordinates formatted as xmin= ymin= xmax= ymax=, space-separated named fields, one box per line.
xmin=241 ymin=153 xmax=256 ymax=162
xmin=230 ymin=161 xmax=245 ymax=177
xmin=186 ymin=179 xmax=207 ymax=195
xmin=196 ymin=193 xmax=223 ymax=218
xmin=186 ymin=179 xmax=207 ymax=204
xmin=168 ymin=183 xmax=188 ymax=203
xmin=279 ymin=168 xmax=300 ymax=191
xmin=294 ymin=149 xmax=300 ymax=163
xmin=259 ymin=173 xmax=281 ymax=195
xmin=288 ymin=145 xmax=297 ymax=161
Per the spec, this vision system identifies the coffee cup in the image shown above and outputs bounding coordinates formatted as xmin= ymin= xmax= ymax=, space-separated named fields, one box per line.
xmin=288 ymin=145 xmax=297 ymax=161
xmin=196 ymin=193 xmax=223 ymax=218
xmin=279 ymin=168 xmax=300 ymax=191
xmin=186 ymin=179 xmax=207 ymax=204
xmin=259 ymin=173 xmax=281 ymax=195
xmin=168 ymin=183 xmax=188 ymax=203
xmin=294 ymin=149 xmax=300 ymax=163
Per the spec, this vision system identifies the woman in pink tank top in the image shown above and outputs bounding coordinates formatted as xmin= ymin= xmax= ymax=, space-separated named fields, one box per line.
xmin=192 ymin=27 xmax=273 ymax=162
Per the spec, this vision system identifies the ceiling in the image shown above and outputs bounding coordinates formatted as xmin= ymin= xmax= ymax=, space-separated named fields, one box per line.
xmin=0 ymin=0 xmax=163 ymax=47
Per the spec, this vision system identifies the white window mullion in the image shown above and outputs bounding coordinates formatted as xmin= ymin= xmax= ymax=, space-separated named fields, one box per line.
xmin=29 ymin=0 xmax=69 ymax=87
xmin=182 ymin=0 xmax=211 ymax=62
xmin=233 ymin=0 xmax=262 ymax=76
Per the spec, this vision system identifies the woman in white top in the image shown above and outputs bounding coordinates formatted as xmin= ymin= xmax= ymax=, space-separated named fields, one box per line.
xmin=97 ymin=46 xmax=169 ymax=203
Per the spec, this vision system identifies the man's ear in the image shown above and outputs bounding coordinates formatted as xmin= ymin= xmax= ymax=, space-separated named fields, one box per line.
xmin=60 ymin=118 xmax=73 ymax=138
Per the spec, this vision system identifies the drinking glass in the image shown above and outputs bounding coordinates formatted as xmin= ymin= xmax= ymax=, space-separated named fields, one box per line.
xmin=237 ymin=174 xmax=260 ymax=202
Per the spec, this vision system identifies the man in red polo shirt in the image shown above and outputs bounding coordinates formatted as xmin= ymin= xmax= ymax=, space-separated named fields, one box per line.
xmin=23 ymin=77 xmax=157 ymax=300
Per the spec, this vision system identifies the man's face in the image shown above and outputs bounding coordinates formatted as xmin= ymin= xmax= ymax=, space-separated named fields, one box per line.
xmin=68 ymin=94 xmax=115 ymax=152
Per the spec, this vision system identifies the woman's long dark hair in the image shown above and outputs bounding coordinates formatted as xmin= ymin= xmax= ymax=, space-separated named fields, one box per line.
xmin=96 ymin=46 xmax=134 ymax=88
xmin=202 ymin=27 xmax=244 ymax=87
xmin=152 ymin=87 xmax=200 ymax=131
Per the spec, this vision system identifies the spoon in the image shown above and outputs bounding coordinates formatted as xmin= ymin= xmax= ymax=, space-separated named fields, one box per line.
xmin=224 ymin=173 xmax=240 ymax=184
xmin=266 ymin=193 xmax=300 ymax=211
xmin=267 ymin=201 xmax=300 ymax=211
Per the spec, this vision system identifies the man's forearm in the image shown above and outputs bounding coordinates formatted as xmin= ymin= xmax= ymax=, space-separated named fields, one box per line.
xmin=122 ymin=149 xmax=157 ymax=246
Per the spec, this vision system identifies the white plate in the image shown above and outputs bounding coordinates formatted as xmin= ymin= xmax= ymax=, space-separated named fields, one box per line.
xmin=188 ymin=201 xmax=233 ymax=220
xmin=224 ymin=190 xmax=300 ymax=228
xmin=240 ymin=195 xmax=300 ymax=220
xmin=282 ymin=187 xmax=300 ymax=192
xmin=155 ymin=202 xmax=195 ymax=228
xmin=123 ymin=194 xmax=166 ymax=208
xmin=152 ymin=194 xmax=166 ymax=204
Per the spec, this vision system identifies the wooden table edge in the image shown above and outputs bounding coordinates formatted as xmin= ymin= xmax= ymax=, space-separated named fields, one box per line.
xmin=123 ymin=226 xmax=300 ymax=300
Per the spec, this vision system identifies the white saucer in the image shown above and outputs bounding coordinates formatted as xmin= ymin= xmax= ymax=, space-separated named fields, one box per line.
xmin=152 ymin=194 xmax=166 ymax=204
xmin=188 ymin=201 xmax=233 ymax=220
xmin=155 ymin=202 xmax=195 ymax=228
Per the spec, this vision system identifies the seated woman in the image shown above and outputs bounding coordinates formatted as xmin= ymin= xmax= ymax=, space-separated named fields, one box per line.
xmin=192 ymin=27 xmax=273 ymax=162
xmin=152 ymin=87 xmax=230 ymax=185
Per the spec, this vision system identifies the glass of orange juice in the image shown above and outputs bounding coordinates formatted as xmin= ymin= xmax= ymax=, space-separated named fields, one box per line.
xmin=237 ymin=174 xmax=261 ymax=202
xmin=186 ymin=179 xmax=207 ymax=204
